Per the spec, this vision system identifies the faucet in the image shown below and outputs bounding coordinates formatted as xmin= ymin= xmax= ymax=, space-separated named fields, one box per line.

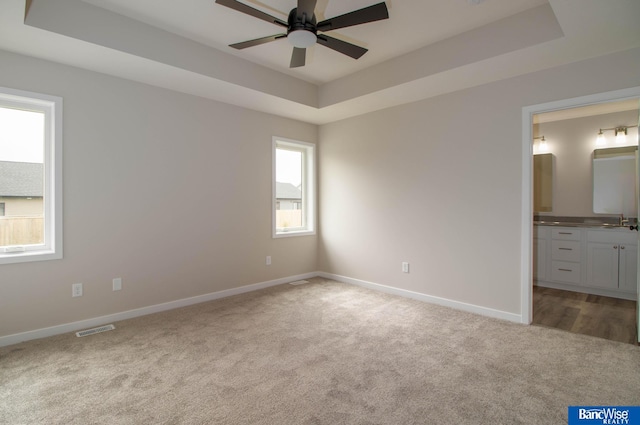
xmin=620 ymin=214 xmax=630 ymax=226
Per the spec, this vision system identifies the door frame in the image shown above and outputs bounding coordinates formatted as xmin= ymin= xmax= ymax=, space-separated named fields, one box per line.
xmin=520 ymin=86 xmax=640 ymax=325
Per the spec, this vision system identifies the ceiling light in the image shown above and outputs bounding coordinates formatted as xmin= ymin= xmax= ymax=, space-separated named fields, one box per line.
xmin=287 ymin=30 xmax=317 ymax=48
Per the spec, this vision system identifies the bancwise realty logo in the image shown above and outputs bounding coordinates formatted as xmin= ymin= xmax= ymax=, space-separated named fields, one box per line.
xmin=569 ymin=406 xmax=640 ymax=425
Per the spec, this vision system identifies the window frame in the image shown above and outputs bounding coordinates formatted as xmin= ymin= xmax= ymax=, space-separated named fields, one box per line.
xmin=272 ymin=137 xmax=316 ymax=238
xmin=0 ymin=87 xmax=63 ymax=265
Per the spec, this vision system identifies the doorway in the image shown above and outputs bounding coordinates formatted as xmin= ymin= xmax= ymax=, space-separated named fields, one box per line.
xmin=521 ymin=87 xmax=640 ymax=344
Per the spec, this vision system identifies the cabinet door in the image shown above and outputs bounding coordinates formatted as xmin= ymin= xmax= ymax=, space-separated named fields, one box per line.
xmin=586 ymin=242 xmax=619 ymax=289
xmin=533 ymin=238 xmax=547 ymax=281
xmin=619 ymin=244 xmax=638 ymax=292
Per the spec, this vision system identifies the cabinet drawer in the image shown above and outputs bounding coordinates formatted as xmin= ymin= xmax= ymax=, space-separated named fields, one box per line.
xmin=551 ymin=240 xmax=581 ymax=262
xmin=550 ymin=261 xmax=581 ymax=284
xmin=551 ymin=227 xmax=581 ymax=241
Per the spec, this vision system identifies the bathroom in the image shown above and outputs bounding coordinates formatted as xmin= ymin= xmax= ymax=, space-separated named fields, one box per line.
xmin=532 ymin=99 xmax=639 ymax=344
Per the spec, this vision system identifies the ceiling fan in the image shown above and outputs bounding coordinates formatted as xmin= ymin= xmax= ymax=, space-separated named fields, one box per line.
xmin=215 ymin=0 xmax=389 ymax=68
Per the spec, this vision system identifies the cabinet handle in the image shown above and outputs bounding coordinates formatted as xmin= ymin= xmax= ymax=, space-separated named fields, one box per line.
xmin=614 ymin=246 xmax=618 ymax=249
xmin=559 ymin=232 xmax=573 ymax=235
xmin=558 ymin=248 xmax=573 ymax=251
xmin=558 ymin=268 xmax=572 ymax=272
xmin=621 ymin=246 xmax=625 ymax=250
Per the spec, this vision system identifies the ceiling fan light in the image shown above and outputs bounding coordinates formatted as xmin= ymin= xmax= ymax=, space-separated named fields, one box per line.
xmin=288 ymin=30 xmax=317 ymax=48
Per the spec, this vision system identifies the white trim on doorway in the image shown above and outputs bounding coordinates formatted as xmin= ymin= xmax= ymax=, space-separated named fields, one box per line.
xmin=520 ymin=86 xmax=640 ymax=325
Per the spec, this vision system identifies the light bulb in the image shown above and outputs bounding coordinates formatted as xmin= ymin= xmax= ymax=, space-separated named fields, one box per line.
xmin=596 ymin=130 xmax=606 ymax=147
xmin=538 ymin=138 xmax=548 ymax=153
xmin=287 ymin=30 xmax=317 ymax=48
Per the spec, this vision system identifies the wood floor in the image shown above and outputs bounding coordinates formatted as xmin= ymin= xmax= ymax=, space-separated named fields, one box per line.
xmin=532 ymin=286 xmax=638 ymax=345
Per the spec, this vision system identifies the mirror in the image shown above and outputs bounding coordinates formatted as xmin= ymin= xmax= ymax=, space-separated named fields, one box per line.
xmin=593 ymin=146 xmax=638 ymax=216
xmin=534 ymin=153 xmax=553 ymax=212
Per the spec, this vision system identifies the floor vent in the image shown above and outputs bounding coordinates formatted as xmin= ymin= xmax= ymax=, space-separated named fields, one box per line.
xmin=289 ymin=280 xmax=309 ymax=285
xmin=76 ymin=324 xmax=115 ymax=337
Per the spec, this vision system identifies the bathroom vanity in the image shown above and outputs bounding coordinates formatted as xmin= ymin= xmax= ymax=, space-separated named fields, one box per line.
xmin=534 ymin=219 xmax=637 ymax=300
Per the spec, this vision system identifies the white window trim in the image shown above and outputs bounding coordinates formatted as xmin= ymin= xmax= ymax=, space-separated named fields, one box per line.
xmin=0 ymin=87 xmax=63 ymax=265
xmin=272 ymin=137 xmax=316 ymax=238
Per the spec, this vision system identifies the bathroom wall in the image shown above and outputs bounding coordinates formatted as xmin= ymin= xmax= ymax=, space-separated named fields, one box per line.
xmin=535 ymin=109 xmax=639 ymax=217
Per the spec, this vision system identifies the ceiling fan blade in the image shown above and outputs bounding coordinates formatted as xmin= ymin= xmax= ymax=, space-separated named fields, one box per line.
xmin=290 ymin=47 xmax=306 ymax=68
xmin=215 ymin=0 xmax=288 ymax=27
xmin=317 ymin=35 xmax=367 ymax=59
xmin=230 ymin=34 xmax=286 ymax=49
xmin=296 ymin=0 xmax=317 ymax=21
xmin=317 ymin=2 xmax=388 ymax=32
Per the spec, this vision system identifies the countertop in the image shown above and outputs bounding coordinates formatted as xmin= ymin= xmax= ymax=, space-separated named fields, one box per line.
xmin=533 ymin=215 xmax=637 ymax=230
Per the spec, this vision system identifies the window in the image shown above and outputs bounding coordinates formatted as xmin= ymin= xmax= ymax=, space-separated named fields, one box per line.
xmin=273 ymin=137 xmax=315 ymax=237
xmin=0 ymin=87 xmax=62 ymax=264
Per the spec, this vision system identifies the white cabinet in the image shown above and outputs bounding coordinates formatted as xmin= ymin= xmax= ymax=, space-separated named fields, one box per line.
xmin=586 ymin=242 xmax=619 ymax=289
xmin=533 ymin=226 xmax=549 ymax=281
xmin=585 ymin=229 xmax=637 ymax=294
xmin=551 ymin=228 xmax=581 ymax=241
xmin=534 ymin=225 xmax=637 ymax=300
xmin=549 ymin=227 xmax=583 ymax=285
xmin=619 ymin=244 xmax=638 ymax=292
xmin=551 ymin=239 xmax=581 ymax=262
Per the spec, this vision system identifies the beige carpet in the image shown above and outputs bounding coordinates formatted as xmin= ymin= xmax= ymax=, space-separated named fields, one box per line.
xmin=1 ymin=277 xmax=639 ymax=424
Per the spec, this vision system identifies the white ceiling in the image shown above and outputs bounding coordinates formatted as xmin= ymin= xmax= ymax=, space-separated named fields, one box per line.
xmin=1 ymin=0 xmax=639 ymax=124
xmin=79 ymin=0 xmax=549 ymax=85
xmin=535 ymin=99 xmax=640 ymax=124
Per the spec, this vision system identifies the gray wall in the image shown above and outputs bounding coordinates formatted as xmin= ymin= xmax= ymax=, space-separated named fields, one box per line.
xmin=318 ymin=47 xmax=640 ymax=316
xmin=2 ymin=44 xmax=640 ymax=339
xmin=0 ymin=50 xmax=318 ymax=338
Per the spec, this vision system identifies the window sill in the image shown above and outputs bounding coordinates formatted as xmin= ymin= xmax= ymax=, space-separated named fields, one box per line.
xmin=273 ymin=229 xmax=316 ymax=239
xmin=0 ymin=249 xmax=62 ymax=265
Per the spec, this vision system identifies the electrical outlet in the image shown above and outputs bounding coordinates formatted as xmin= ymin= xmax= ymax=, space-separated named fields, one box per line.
xmin=402 ymin=262 xmax=410 ymax=273
xmin=72 ymin=283 xmax=83 ymax=297
xmin=112 ymin=277 xmax=122 ymax=291
xmin=266 ymin=256 xmax=271 ymax=266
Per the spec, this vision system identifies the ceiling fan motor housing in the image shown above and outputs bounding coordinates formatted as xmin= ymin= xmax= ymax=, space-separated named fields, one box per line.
xmin=287 ymin=7 xmax=317 ymax=48
xmin=288 ymin=7 xmax=317 ymax=31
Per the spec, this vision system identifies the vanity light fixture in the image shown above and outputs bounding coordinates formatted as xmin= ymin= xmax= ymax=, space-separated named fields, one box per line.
xmin=533 ymin=135 xmax=548 ymax=153
xmin=615 ymin=126 xmax=628 ymax=144
xmin=596 ymin=129 xmax=606 ymax=146
xmin=597 ymin=124 xmax=638 ymax=146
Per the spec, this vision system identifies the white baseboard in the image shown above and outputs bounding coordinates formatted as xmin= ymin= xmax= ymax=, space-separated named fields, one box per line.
xmin=1 ymin=271 xmax=523 ymax=348
xmin=0 ymin=272 xmax=317 ymax=348
xmin=318 ymin=272 xmax=522 ymax=323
